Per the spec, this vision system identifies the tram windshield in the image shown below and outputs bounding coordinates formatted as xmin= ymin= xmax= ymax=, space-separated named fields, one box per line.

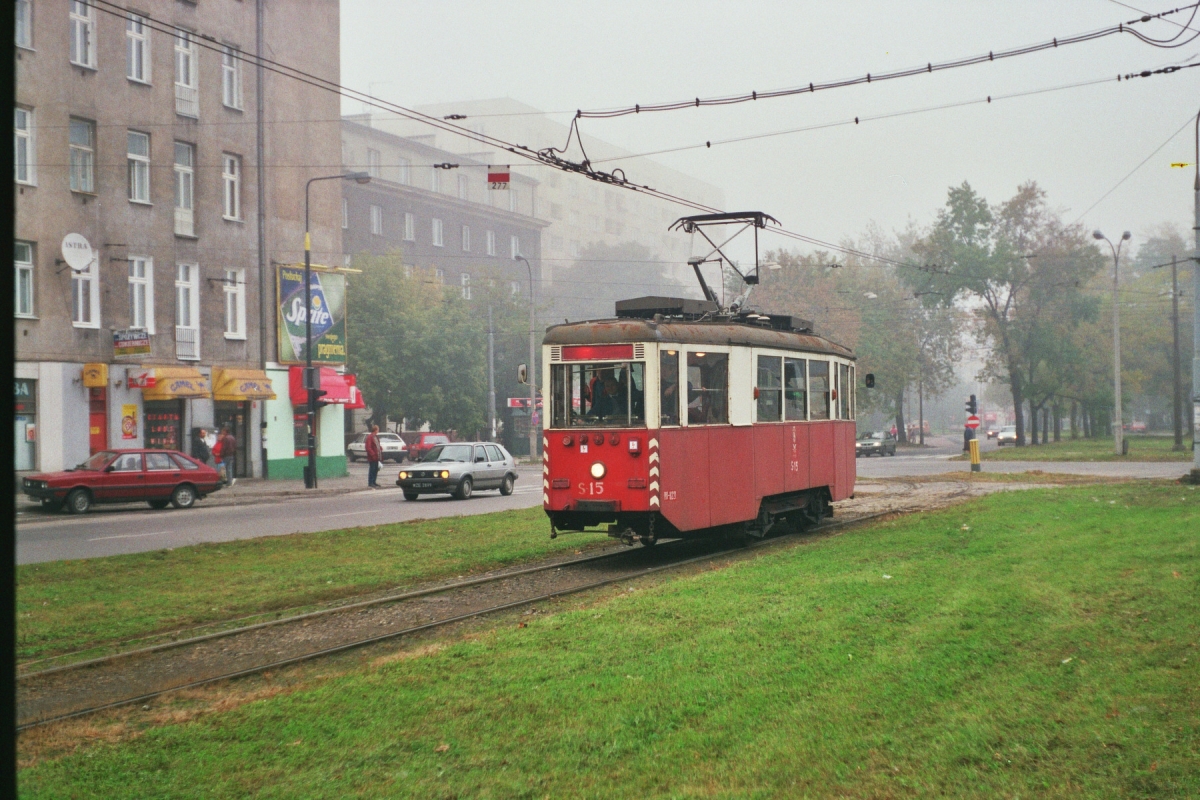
xmin=550 ymin=362 xmax=645 ymax=428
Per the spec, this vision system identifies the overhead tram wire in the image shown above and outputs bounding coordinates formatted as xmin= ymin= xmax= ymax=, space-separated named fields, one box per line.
xmin=1107 ymin=0 xmax=1200 ymax=33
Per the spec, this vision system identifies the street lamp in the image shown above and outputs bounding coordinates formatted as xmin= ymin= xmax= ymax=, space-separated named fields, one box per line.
xmin=1093 ymin=228 xmax=1132 ymax=456
xmin=302 ymin=171 xmax=370 ymax=488
xmin=515 ymin=254 xmax=537 ymax=462
xmin=1192 ymin=107 xmax=1200 ymax=479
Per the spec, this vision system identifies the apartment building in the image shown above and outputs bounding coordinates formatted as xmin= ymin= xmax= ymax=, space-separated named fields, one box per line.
xmin=14 ymin=0 xmax=344 ymax=480
xmin=341 ymin=116 xmax=548 ymax=302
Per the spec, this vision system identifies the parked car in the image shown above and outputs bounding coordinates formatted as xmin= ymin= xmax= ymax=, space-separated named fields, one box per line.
xmin=855 ymin=431 xmax=897 ymax=457
xmin=406 ymin=432 xmax=450 ymax=462
xmin=346 ymin=431 xmax=407 ymax=462
xmin=996 ymin=425 xmax=1018 ymax=446
xmin=22 ymin=449 xmax=223 ymax=514
xmin=396 ymin=442 xmax=517 ymax=500
xmin=1125 ymin=420 xmax=1147 ymax=433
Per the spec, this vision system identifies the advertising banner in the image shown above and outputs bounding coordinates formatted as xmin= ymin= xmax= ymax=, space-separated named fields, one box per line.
xmin=121 ymin=404 xmax=139 ymax=440
xmin=113 ymin=329 xmax=151 ymax=357
xmin=277 ymin=266 xmax=347 ymax=364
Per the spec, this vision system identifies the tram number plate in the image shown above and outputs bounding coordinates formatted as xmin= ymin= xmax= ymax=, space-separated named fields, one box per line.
xmin=412 ymin=482 xmax=433 ymax=488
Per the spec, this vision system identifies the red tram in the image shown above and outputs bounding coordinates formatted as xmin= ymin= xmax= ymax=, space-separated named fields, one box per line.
xmin=542 ymin=296 xmax=859 ymax=545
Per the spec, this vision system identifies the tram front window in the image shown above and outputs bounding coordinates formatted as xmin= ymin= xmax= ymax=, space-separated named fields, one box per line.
xmin=550 ymin=362 xmax=645 ymax=428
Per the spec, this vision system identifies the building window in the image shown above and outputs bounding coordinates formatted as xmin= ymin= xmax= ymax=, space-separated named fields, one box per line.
xmin=367 ymin=148 xmax=381 ymax=178
xmin=127 ymin=13 xmax=150 ymax=83
xmin=434 ymin=268 xmax=445 ymax=284
xmin=14 ymin=108 xmax=34 ymax=185
xmin=224 ymin=268 xmax=246 ymax=339
xmin=15 ymin=241 xmax=34 ymax=318
xmin=370 ymin=205 xmax=383 ymax=236
xmin=486 ymin=230 xmax=496 ymax=256
xmin=222 ymin=153 xmax=241 ymax=220
xmin=69 ymin=1 xmax=96 ymax=68
xmin=174 ymin=29 xmax=198 ymax=117
xmin=128 ymin=256 xmax=154 ymax=333
xmin=461 ymin=225 xmax=470 ymax=251
xmin=68 ymin=118 xmax=94 ymax=193
xmin=341 ymin=198 xmax=348 ymax=229
xmin=430 ymin=168 xmax=440 ymax=193
xmin=403 ymin=212 xmax=414 ymax=241
xmin=397 ymin=156 xmax=410 ymax=185
xmin=510 ymin=235 xmax=520 ymax=259
xmin=16 ymin=0 xmax=32 ymax=49
xmin=175 ymin=263 xmax=200 ymax=359
xmin=509 ymin=188 xmax=519 ymax=213
xmin=71 ymin=252 xmax=99 ymax=328
xmin=127 ymin=131 xmax=150 ymax=203
xmin=457 ymin=174 xmax=468 ymax=200
xmin=174 ymin=141 xmax=195 ymax=236
xmin=432 ymin=218 xmax=444 ymax=247
xmin=221 ymin=45 xmax=242 ymax=109
xmin=460 ymin=273 xmax=471 ymax=300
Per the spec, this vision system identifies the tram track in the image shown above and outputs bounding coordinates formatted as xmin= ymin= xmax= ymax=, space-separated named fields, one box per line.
xmin=18 ymin=508 xmax=900 ymax=732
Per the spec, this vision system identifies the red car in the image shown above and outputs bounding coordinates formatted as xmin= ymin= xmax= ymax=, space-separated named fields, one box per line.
xmin=22 ymin=449 xmax=224 ymax=514
xmin=406 ymin=432 xmax=450 ymax=462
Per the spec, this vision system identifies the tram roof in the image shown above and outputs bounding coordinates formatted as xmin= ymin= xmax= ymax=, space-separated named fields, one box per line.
xmin=542 ymin=317 xmax=855 ymax=359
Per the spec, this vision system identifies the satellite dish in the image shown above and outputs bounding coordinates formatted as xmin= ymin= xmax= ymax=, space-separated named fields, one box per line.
xmin=61 ymin=233 xmax=95 ymax=273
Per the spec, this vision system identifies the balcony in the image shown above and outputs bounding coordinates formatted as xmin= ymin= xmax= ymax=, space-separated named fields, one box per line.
xmin=175 ymin=326 xmax=199 ymax=360
xmin=174 ymin=206 xmax=194 ymax=237
xmin=175 ymin=83 xmax=199 ymax=118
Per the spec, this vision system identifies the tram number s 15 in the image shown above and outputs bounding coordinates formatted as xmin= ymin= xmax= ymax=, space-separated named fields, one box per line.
xmin=578 ymin=481 xmax=605 ymax=496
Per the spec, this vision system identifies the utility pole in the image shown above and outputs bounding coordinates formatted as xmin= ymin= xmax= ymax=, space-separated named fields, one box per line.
xmin=1093 ymin=229 xmax=1132 ymax=456
xmin=1192 ymin=107 xmax=1200 ymax=479
xmin=1172 ymin=256 xmax=1184 ymax=450
xmin=487 ymin=305 xmax=496 ymax=440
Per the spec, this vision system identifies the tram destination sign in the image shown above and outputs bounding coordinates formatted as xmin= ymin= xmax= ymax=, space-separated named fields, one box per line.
xmin=276 ymin=266 xmax=348 ymax=365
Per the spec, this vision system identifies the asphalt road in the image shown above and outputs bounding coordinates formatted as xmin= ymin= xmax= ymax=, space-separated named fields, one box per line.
xmin=16 ymin=464 xmax=545 ymax=565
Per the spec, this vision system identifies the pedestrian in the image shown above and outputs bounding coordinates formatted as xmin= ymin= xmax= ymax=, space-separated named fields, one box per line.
xmin=191 ymin=428 xmax=211 ymax=465
xmin=365 ymin=424 xmax=383 ymax=488
xmin=217 ymin=426 xmax=237 ymax=487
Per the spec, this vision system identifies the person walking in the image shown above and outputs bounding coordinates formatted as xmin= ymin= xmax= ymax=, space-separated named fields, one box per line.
xmin=191 ymin=428 xmax=211 ymax=466
xmin=217 ymin=426 xmax=237 ymax=487
xmin=365 ymin=424 xmax=383 ymax=489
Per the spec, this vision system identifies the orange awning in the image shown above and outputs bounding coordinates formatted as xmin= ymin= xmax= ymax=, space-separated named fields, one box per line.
xmin=212 ymin=368 xmax=276 ymax=401
xmin=140 ymin=367 xmax=211 ymax=400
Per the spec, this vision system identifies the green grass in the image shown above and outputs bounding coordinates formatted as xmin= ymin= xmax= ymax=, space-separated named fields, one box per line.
xmin=17 ymin=507 xmax=607 ymax=663
xmin=967 ymin=434 xmax=1194 ymax=462
xmin=22 ymin=483 xmax=1200 ymax=798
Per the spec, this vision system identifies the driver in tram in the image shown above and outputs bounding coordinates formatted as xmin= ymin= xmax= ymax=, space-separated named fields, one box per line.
xmin=589 ymin=377 xmax=623 ymax=420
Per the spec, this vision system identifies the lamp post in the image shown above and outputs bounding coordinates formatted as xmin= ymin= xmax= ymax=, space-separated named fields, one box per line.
xmin=302 ymin=171 xmax=370 ymax=488
xmin=1192 ymin=108 xmax=1200 ymax=478
xmin=515 ymin=255 xmax=537 ymax=461
xmin=1093 ymin=229 xmax=1132 ymax=456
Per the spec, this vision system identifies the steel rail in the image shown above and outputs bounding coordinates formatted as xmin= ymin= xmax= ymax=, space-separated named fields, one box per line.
xmin=17 ymin=509 xmax=899 ymax=732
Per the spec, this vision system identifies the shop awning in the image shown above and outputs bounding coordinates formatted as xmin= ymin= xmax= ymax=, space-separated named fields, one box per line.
xmin=140 ymin=366 xmax=211 ymax=400
xmin=343 ymin=374 xmax=367 ymax=410
xmin=288 ymin=366 xmax=352 ymax=406
xmin=212 ymin=368 xmax=276 ymax=402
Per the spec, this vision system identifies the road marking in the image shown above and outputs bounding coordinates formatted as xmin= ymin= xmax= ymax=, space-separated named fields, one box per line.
xmin=88 ymin=531 xmax=174 ymax=542
xmin=322 ymin=509 xmax=384 ymax=518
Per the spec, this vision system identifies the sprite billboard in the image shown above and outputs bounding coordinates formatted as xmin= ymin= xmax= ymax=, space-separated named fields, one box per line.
xmin=276 ymin=265 xmax=348 ymax=364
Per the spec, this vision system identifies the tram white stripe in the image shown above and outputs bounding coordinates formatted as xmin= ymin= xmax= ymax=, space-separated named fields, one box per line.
xmin=649 ymin=497 xmax=660 ymax=507
xmin=543 ymin=479 xmax=550 ymax=489
xmin=543 ymin=493 xmax=550 ymax=504
xmin=649 ymin=480 xmax=659 ymax=492
xmin=648 ymin=452 xmax=659 ymax=464
xmin=649 ymin=438 xmax=659 ymax=449
xmin=649 ymin=466 xmax=659 ymax=477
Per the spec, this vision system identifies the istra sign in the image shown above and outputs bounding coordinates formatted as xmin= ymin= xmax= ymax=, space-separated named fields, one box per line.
xmin=276 ymin=266 xmax=347 ymax=364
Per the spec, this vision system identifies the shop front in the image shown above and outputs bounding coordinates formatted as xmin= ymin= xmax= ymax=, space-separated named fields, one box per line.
xmin=212 ymin=368 xmax=275 ymax=479
xmin=140 ymin=367 xmax=211 ymax=452
xmin=14 ymin=378 xmax=36 ymax=471
xmin=262 ymin=365 xmax=349 ymax=480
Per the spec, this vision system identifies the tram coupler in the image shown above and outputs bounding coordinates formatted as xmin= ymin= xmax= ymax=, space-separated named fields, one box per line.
xmin=609 ymin=525 xmax=638 ymax=546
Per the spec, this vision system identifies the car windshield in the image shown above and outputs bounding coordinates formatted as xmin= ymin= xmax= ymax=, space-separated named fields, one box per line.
xmin=422 ymin=444 xmax=473 ymax=462
xmin=77 ymin=451 xmax=116 ymax=470
xmin=859 ymin=432 xmax=886 ymax=441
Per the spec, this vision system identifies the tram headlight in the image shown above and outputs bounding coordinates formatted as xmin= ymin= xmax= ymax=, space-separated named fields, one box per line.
xmin=590 ymin=462 xmax=606 ymax=480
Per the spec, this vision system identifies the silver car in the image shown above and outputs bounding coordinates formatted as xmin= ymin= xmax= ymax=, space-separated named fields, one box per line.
xmin=347 ymin=431 xmax=407 ymax=462
xmin=395 ymin=442 xmax=517 ymax=500
xmin=996 ymin=425 xmax=1017 ymax=446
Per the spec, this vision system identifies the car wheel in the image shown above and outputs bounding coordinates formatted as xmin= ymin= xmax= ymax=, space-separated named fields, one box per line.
xmin=148 ymin=499 xmax=170 ymax=510
xmin=403 ymin=492 xmax=419 ymax=501
xmin=455 ymin=476 xmax=473 ymax=500
xmin=66 ymin=488 xmax=92 ymax=515
xmin=499 ymin=475 xmax=514 ymax=496
xmin=171 ymin=484 xmax=197 ymax=509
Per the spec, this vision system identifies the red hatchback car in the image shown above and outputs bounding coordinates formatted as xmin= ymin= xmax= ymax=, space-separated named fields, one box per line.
xmin=22 ymin=449 xmax=224 ymax=514
xmin=406 ymin=432 xmax=450 ymax=462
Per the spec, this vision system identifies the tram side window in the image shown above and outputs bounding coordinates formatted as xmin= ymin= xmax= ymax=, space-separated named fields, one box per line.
xmin=850 ymin=365 xmax=857 ymax=419
xmin=550 ymin=362 xmax=645 ymax=428
xmin=660 ymin=349 xmax=680 ymax=426
xmin=756 ymin=355 xmax=782 ymax=422
xmin=783 ymin=358 xmax=807 ymax=420
xmin=686 ymin=352 xmax=728 ymax=425
xmin=809 ymin=360 xmax=831 ymax=420
xmin=839 ymin=363 xmax=850 ymax=420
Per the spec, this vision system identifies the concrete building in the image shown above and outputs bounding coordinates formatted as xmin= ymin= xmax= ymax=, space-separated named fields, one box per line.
xmin=14 ymin=0 xmax=344 ymax=480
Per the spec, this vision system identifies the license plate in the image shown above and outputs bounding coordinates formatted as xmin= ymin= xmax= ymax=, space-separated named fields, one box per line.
xmin=412 ymin=482 xmax=433 ymax=488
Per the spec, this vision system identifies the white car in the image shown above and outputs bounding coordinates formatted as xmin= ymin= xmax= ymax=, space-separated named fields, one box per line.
xmin=996 ymin=425 xmax=1018 ymax=446
xmin=347 ymin=432 xmax=408 ymax=462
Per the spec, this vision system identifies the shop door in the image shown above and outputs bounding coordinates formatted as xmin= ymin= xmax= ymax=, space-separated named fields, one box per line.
xmin=144 ymin=400 xmax=185 ymax=452
xmin=89 ymin=387 xmax=108 ymax=454
xmin=14 ymin=378 xmax=36 ymax=471
xmin=214 ymin=401 xmax=249 ymax=478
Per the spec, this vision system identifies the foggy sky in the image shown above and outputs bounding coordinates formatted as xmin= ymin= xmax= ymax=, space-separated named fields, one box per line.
xmin=341 ymin=1 xmax=1198 ymax=265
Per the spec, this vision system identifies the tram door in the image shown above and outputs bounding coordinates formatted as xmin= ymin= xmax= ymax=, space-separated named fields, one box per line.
xmin=88 ymin=387 xmax=108 ymax=454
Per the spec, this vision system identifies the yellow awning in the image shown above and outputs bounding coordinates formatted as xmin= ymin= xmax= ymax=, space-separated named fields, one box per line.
xmin=212 ymin=368 xmax=276 ymax=401
xmin=141 ymin=367 xmax=211 ymax=400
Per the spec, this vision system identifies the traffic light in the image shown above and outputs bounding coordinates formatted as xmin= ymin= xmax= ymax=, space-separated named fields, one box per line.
xmin=965 ymin=394 xmax=977 ymax=415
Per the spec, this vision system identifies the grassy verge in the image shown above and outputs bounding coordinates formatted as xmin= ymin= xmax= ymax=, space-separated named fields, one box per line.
xmin=17 ymin=507 xmax=608 ymax=663
xmin=959 ymin=435 xmax=1193 ymax=462
xmin=22 ymin=483 xmax=1200 ymax=798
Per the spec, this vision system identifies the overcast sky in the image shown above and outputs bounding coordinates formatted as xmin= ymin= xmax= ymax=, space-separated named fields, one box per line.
xmin=341 ymin=1 xmax=1198 ymax=264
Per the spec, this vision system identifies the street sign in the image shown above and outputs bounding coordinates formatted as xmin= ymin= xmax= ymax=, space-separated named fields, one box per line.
xmin=965 ymin=415 xmax=981 ymax=430
xmin=488 ymin=171 xmax=510 ymax=190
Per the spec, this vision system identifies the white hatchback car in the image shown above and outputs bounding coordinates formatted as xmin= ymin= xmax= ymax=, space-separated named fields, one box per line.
xmin=996 ymin=425 xmax=1018 ymax=446
xmin=347 ymin=432 xmax=408 ymax=462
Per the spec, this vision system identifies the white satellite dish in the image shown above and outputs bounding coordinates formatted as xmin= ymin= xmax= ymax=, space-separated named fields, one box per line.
xmin=61 ymin=233 xmax=95 ymax=273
